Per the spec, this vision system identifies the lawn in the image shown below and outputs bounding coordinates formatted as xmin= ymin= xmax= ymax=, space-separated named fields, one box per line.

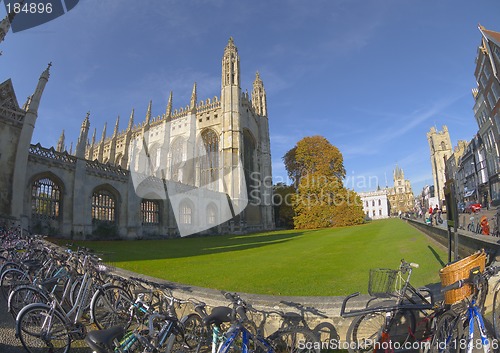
xmin=52 ymin=218 xmax=449 ymax=296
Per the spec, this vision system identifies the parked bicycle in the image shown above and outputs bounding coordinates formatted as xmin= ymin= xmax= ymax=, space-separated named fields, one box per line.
xmin=430 ymin=264 xmax=500 ymax=353
xmin=14 ymin=253 xmax=130 ymax=353
xmin=341 ymin=260 xmax=437 ymax=353
xmin=85 ymin=279 xmax=203 ymax=353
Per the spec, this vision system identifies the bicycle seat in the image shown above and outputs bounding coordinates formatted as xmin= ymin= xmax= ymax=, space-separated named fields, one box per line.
xmin=203 ymin=306 xmax=232 ymax=326
xmin=85 ymin=326 xmax=125 ymax=353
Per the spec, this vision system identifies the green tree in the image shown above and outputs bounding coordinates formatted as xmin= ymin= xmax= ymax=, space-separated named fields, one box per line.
xmin=283 ymin=136 xmax=364 ymax=229
xmin=283 ymin=136 xmax=345 ymax=186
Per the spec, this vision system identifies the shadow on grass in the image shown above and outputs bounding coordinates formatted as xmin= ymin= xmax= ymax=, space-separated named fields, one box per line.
xmin=427 ymin=245 xmax=446 ymax=267
xmin=55 ymin=231 xmax=306 ymax=263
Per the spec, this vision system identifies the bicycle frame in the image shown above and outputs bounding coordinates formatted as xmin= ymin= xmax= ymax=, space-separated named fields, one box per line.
xmin=465 ymin=299 xmax=490 ymax=353
xmin=215 ymin=324 xmax=273 ymax=353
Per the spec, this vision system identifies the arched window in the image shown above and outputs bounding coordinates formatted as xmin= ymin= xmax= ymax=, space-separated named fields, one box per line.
xmin=441 ymin=141 xmax=446 ymax=150
xmin=200 ymin=129 xmax=219 ymax=190
xmin=92 ymin=189 xmax=116 ymax=223
xmin=179 ymin=201 xmax=192 ymax=225
xmin=170 ymin=138 xmax=184 ymax=182
xmin=207 ymin=204 xmax=217 ymax=225
xmin=31 ymin=177 xmax=61 ymax=219
xmin=141 ymin=199 xmax=160 ymax=225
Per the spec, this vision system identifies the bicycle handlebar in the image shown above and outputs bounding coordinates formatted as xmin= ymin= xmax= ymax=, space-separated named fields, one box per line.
xmin=441 ymin=265 xmax=500 ymax=294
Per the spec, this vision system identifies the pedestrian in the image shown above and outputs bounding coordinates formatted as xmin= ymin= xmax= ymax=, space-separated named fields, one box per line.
xmin=479 ymin=216 xmax=489 ymax=235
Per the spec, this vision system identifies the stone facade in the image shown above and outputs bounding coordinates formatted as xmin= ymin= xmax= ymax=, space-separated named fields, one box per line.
xmin=427 ymin=126 xmax=452 ymax=207
xmin=387 ymin=166 xmax=415 ymax=215
xmin=0 ymin=38 xmax=274 ymax=238
xmin=472 ymin=25 xmax=500 ymax=205
xmin=358 ymin=189 xmax=389 ymax=220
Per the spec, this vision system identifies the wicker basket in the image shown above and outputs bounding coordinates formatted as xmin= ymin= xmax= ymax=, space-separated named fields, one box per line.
xmin=439 ymin=250 xmax=486 ymax=304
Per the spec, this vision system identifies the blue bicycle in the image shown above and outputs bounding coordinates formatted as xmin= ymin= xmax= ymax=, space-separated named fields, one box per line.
xmin=199 ymin=292 xmax=320 ymax=353
xmin=430 ymin=265 xmax=499 ymax=353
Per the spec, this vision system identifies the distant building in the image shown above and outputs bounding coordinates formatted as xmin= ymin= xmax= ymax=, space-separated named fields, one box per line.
xmin=387 ymin=166 xmax=415 ymax=215
xmin=443 ymin=140 xmax=467 ymax=208
xmin=427 ymin=126 xmax=452 ymax=208
xmin=472 ymin=25 xmax=500 ymax=206
xmin=417 ymin=185 xmax=433 ymax=213
xmin=457 ymin=135 xmax=488 ymax=205
xmin=358 ymin=189 xmax=389 ymax=220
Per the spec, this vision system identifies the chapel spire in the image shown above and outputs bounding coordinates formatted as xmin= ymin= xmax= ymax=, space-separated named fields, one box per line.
xmin=145 ymin=100 xmax=152 ymax=125
xmin=56 ymin=130 xmax=65 ymax=152
xmin=0 ymin=1 xmax=22 ymax=44
xmin=190 ymin=83 xmax=197 ymax=112
xmin=76 ymin=112 xmax=90 ymax=158
xmin=252 ymin=71 xmax=267 ymax=116
xmin=222 ymin=37 xmax=240 ymax=87
xmin=26 ymin=62 xmax=51 ymax=119
xmin=166 ymin=92 xmax=173 ymax=120
xmin=127 ymin=109 xmax=134 ymax=131
xmin=113 ymin=115 xmax=120 ymax=137
xmin=100 ymin=122 xmax=107 ymax=143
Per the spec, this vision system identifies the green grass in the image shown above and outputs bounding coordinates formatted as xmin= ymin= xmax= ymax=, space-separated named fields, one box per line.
xmin=52 ymin=219 xmax=448 ymax=296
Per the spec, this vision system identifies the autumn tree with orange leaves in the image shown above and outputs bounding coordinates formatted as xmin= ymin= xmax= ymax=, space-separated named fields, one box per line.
xmin=283 ymin=136 xmax=364 ymax=229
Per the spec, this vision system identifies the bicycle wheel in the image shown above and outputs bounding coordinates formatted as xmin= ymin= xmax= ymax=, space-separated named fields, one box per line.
xmin=493 ymin=284 xmax=500 ymax=339
xmin=90 ymin=284 xmax=134 ymax=329
xmin=429 ymin=311 xmax=462 ymax=353
xmin=8 ymin=284 xmax=50 ymax=318
xmin=16 ymin=303 xmax=71 ymax=353
xmin=347 ymin=310 xmax=415 ymax=353
xmin=0 ymin=267 xmax=30 ymax=300
xmin=182 ymin=313 xmax=206 ymax=350
xmin=166 ymin=315 xmax=205 ymax=353
xmin=267 ymin=327 xmax=320 ymax=353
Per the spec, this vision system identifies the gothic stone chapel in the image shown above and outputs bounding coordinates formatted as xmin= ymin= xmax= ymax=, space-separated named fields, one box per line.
xmin=0 ymin=38 xmax=274 ymax=239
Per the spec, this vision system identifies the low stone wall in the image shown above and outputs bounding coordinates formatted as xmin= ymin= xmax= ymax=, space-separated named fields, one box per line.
xmin=404 ymin=218 xmax=500 ymax=259
xmin=112 ymin=266 xmax=370 ymax=344
xmin=47 ymin=220 xmax=500 ymax=346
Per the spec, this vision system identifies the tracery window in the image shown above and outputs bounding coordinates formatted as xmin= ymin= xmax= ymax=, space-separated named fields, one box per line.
xmin=179 ymin=201 xmax=192 ymax=225
xmin=200 ymin=129 xmax=219 ymax=190
xmin=141 ymin=199 xmax=160 ymax=225
xmin=31 ymin=177 xmax=61 ymax=219
xmin=170 ymin=138 xmax=184 ymax=182
xmin=207 ymin=204 xmax=217 ymax=225
xmin=92 ymin=189 xmax=116 ymax=223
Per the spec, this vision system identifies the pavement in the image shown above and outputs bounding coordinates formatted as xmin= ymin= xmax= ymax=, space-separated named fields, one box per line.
xmin=416 ymin=206 xmax=499 ymax=234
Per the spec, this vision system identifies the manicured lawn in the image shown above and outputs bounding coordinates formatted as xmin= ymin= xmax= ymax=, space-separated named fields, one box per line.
xmin=52 ymin=219 xmax=448 ymax=296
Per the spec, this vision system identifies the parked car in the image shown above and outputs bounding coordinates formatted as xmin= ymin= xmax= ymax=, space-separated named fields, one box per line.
xmin=457 ymin=202 xmax=466 ymax=213
xmin=465 ymin=202 xmax=482 ymax=213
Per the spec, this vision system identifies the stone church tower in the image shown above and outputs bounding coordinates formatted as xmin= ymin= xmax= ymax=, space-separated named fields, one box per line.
xmin=427 ymin=126 xmax=452 ymax=206
xmin=387 ymin=166 xmax=414 ymax=215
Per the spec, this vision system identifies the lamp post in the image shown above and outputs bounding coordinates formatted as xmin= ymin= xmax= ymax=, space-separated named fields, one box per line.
xmin=471 ymin=160 xmax=480 ymax=203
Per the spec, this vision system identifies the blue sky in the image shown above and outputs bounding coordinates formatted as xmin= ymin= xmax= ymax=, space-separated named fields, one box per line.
xmin=1 ymin=0 xmax=499 ymax=194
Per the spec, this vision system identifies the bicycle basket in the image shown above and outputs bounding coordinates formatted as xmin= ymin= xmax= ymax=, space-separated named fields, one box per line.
xmin=439 ymin=250 xmax=486 ymax=305
xmin=368 ymin=268 xmax=399 ymax=297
